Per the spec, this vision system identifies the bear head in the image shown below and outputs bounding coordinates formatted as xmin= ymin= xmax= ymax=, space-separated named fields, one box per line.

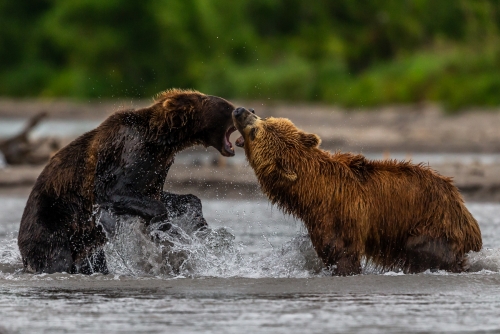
xmin=154 ymin=89 xmax=237 ymax=157
xmin=232 ymin=107 xmax=321 ymax=182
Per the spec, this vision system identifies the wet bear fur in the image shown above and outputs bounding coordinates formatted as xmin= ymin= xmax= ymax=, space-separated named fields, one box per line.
xmin=233 ymin=108 xmax=483 ymax=275
xmin=18 ymin=89 xmax=236 ymax=274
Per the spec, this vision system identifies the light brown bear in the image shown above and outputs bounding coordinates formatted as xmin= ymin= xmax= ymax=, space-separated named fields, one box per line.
xmin=232 ymin=107 xmax=482 ymax=275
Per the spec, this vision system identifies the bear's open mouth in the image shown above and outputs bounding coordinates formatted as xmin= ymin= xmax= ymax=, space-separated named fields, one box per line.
xmin=222 ymin=125 xmax=237 ymax=156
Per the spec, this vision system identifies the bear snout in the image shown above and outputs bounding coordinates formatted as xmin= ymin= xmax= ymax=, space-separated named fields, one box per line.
xmin=233 ymin=107 xmax=247 ymax=117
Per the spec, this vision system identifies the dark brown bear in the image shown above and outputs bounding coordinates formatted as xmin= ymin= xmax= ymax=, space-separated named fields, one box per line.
xmin=233 ymin=107 xmax=483 ymax=275
xmin=18 ymin=89 xmax=237 ymax=274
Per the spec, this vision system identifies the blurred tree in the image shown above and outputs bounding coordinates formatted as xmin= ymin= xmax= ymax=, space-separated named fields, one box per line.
xmin=1 ymin=0 xmax=500 ymax=109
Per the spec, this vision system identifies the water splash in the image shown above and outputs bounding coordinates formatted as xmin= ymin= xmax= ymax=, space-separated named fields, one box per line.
xmin=468 ymin=248 xmax=500 ymax=272
xmin=0 ymin=235 xmax=22 ymax=275
xmin=103 ymin=215 xmax=240 ymax=277
xmin=103 ymin=215 xmax=324 ymax=278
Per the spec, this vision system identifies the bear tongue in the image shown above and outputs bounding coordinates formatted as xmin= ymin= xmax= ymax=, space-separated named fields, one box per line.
xmin=235 ymin=136 xmax=245 ymax=147
xmin=222 ymin=126 xmax=236 ymax=156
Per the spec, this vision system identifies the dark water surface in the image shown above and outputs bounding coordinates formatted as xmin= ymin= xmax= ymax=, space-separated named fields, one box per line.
xmin=1 ymin=198 xmax=500 ymax=333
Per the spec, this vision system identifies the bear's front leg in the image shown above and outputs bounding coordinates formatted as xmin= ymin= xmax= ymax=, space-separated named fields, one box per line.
xmin=96 ymin=193 xmax=168 ymax=238
xmin=156 ymin=192 xmax=208 ymax=233
xmin=104 ymin=192 xmax=168 ymax=220
xmin=320 ymin=237 xmax=361 ymax=276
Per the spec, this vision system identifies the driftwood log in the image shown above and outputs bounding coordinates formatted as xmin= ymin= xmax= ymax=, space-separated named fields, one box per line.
xmin=0 ymin=111 xmax=59 ymax=165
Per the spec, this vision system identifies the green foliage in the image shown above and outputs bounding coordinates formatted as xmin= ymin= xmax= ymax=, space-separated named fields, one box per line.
xmin=1 ymin=0 xmax=500 ymax=109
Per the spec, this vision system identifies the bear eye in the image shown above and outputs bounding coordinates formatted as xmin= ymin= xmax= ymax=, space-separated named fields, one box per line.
xmin=249 ymin=127 xmax=258 ymax=141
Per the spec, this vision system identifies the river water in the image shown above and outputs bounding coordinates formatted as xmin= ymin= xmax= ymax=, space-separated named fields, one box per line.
xmin=1 ymin=198 xmax=500 ymax=333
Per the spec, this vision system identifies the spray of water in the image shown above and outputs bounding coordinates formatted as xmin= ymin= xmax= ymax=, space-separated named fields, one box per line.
xmin=103 ymin=214 xmax=324 ymax=278
xmin=0 ymin=234 xmax=22 ymax=276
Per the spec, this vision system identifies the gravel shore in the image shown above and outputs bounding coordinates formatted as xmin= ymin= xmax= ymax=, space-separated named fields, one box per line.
xmin=0 ymin=99 xmax=499 ymax=201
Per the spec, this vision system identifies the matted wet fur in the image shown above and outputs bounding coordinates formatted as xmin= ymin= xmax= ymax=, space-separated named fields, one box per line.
xmin=18 ymin=89 xmax=236 ymax=274
xmin=232 ymin=107 xmax=482 ymax=275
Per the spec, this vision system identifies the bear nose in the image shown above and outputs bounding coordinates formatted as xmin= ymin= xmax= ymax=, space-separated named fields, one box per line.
xmin=233 ymin=107 xmax=246 ymax=117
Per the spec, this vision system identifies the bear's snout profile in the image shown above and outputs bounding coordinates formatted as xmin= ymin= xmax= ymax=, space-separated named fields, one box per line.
xmin=232 ymin=107 xmax=258 ymax=148
xmin=233 ymin=107 xmax=247 ymax=117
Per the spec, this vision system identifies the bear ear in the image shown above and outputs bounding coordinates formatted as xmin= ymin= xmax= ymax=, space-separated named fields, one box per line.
xmin=163 ymin=92 xmax=200 ymax=111
xmin=299 ymin=132 xmax=321 ymax=148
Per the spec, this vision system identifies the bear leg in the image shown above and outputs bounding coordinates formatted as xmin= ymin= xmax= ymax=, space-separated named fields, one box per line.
xmin=105 ymin=193 xmax=168 ymax=220
xmin=19 ymin=228 xmax=74 ymax=274
xmin=404 ymin=236 xmax=465 ymax=273
xmin=320 ymin=238 xmax=362 ymax=276
xmin=46 ymin=247 xmax=73 ymax=274
xmin=26 ymin=247 xmax=73 ymax=274
xmin=158 ymin=192 xmax=208 ymax=232
xmin=333 ymin=254 xmax=362 ymax=276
